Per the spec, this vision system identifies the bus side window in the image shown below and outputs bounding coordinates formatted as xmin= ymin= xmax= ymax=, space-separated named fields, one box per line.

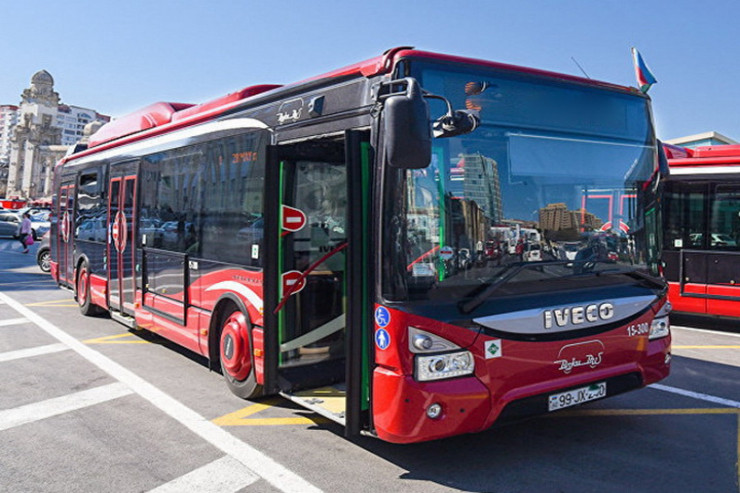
xmin=710 ymin=184 xmax=740 ymax=250
xmin=76 ymin=169 xmax=105 ymax=242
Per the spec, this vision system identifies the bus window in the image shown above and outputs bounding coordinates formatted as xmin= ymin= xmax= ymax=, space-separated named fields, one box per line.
xmin=709 ymin=184 xmax=740 ymax=249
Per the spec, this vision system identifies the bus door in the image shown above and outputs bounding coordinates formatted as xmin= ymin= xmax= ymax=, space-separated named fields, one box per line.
xmin=108 ymin=163 xmax=138 ymax=316
xmin=264 ymin=131 xmax=371 ymax=436
xmin=57 ymin=181 xmax=75 ymax=287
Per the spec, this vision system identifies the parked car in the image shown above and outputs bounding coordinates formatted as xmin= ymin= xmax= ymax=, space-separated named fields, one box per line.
xmin=0 ymin=212 xmax=21 ymax=238
xmin=29 ymin=211 xmax=51 ymax=239
xmin=36 ymin=232 xmax=51 ymax=272
xmin=524 ymin=243 xmax=542 ymax=262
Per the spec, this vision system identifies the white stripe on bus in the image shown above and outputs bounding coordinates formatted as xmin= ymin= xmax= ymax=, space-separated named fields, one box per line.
xmin=205 ymin=281 xmax=264 ymax=312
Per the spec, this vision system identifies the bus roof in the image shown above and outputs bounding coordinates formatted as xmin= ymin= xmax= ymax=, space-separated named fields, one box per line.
xmin=664 ymin=143 xmax=740 ymax=167
xmin=65 ymin=47 xmax=644 ymax=165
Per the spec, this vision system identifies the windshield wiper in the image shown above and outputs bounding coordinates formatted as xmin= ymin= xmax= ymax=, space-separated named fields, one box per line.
xmin=459 ymin=260 xmax=569 ymax=314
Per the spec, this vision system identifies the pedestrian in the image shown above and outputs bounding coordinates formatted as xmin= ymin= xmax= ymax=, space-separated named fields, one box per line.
xmin=19 ymin=212 xmax=32 ymax=253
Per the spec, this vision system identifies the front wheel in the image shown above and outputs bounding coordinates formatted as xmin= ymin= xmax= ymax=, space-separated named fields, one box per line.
xmin=219 ymin=306 xmax=262 ymax=399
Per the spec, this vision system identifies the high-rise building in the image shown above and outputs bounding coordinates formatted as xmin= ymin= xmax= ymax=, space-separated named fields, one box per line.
xmin=0 ymin=105 xmax=19 ymax=196
xmin=0 ymin=105 xmax=18 ymax=165
xmin=57 ymin=104 xmax=109 ymax=147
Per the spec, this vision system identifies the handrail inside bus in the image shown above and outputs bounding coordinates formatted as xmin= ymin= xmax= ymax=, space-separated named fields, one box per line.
xmin=273 ymin=241 xmax=348 ymax=314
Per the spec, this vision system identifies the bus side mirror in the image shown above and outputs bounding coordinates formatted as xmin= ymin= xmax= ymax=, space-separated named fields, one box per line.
xmin=382 ymin=78 xmax=432 ymax=169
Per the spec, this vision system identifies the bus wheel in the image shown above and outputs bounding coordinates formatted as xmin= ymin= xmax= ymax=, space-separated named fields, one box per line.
xmin=219 ymin=306 xmax=262 ymax=399
xmin=77 ymin=262 xmax=100 ymax=316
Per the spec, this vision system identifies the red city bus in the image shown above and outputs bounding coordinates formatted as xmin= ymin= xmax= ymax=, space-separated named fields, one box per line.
xmin=662 ymin=143 xmax=740 ymax=318
xmin=50 ymin=48 xmax=671 ymax=443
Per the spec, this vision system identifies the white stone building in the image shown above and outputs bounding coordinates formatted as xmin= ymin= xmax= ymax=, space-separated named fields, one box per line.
xmin=5 ymin=70 xmax=108 ymax=199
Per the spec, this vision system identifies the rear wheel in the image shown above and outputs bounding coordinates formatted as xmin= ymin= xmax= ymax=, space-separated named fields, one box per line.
xmin=219 ymin=305 xmax=262 ymax=399
xmin=77 ymin=262 xmax=100 ymax=316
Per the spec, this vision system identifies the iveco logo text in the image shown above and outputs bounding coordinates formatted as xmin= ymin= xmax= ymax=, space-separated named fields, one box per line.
xmin=543 ymin=303 xmax=614 ymax=329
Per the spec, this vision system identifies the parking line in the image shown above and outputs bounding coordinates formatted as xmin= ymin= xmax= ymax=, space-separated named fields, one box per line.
xmin=0 ymin=382 xmax=133 ymax=432
xmin=0 ymin=317 xmax=28 ymax=327
xmin=0 ymin=291 xmax=323 ymax=493
xmin=650 ymin=383 xmax=740 ymax=408
xmin=557 ymin=407 xmax=740 ymax=417
xmin=672 ymin=326 xmax=740 ymax=339
xmin=148 ymin=455 xmax=259 ymax=493
xmin=672 ymin=345 xmax=740 ymax=349
xmin=0 ymin=343 xmax=69 ymax=363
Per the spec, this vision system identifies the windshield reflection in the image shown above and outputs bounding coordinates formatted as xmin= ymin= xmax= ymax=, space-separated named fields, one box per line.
xmin=383 ymin=64 xmax=659 ymax=303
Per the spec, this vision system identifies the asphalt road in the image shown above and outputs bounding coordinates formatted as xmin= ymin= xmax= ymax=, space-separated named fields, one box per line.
xmin=1 ymin=238 xmax=739 ymax=493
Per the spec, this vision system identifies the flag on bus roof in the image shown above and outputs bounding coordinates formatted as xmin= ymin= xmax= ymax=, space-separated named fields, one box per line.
xmin=631 ymin=47 xmax=657 ymax=94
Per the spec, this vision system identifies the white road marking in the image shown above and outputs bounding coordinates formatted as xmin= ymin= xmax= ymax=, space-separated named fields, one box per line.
xmin=650 ymin=383 xmax=740 ymax=408
xmin=148 ymin=455 xmax=259 ymax=493
xmin=0 ymin=317 xmax=28 ymax=327
xmin=0 ymin=343 xmax=69 ymax=362
xmin=0 ymin=382 xmax=133 ymax=432
xmin=0 ymin=291 xmax=323 ymax=493
xmin=672 ymin=325 xmax=740 ymax=339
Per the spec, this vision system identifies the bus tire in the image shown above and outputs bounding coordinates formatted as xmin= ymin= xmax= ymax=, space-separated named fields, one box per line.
xmin=218 ymin=304 xmax=262 ymax=399
xmin=77 ymin=261 xmax=101 ymax=316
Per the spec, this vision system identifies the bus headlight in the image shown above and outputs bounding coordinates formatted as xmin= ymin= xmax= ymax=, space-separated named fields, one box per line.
xmin=649 ymin=316 xmax=670 ymax=340
xmin=416 ymin=350 xmax=474 ymax=381
xmin=649 ymin=301 xmax=671 ymax=340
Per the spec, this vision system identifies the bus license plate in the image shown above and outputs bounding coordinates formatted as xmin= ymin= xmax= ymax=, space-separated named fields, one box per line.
xmin=548 ymin=382 xmax=607 ymax=411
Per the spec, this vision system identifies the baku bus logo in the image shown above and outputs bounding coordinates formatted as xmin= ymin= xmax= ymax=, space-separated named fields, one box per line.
xmin=112 ymin=211 xmax=127 ymax=253
xmin=60 ymin=211 xmax=70 ymax=243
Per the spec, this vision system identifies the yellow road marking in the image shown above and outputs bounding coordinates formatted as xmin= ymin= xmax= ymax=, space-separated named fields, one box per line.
xmin=212 ymin=398 xmax=331 ymax=426
xmin=672 ymin=345 xmax=740 ymax=349
xmin=26 ymin=299 xmax=78 ymax=307
xmin=83 ymin=332 xmax=149 ymax=344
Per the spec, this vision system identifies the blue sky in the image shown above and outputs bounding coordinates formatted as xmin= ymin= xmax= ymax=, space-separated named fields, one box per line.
xmin=2 ymin=0 xmax=738 ymax=142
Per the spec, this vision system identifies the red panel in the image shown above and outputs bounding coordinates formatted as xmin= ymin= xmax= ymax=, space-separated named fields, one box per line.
xmin=667 ymin=282 xmax=707 ymax=315
xmin=88 ymin=102 xmax=193 ymax=147
xmin=89 ymin=274 xmax=108 ymax=310
xmin=371 ymin=299 xmax=671 ymax=443
xmin=50 ymin=261 xmax=58 ymax=282
xmin=172 ymin=85 xmax=281 ymax=122
xmin=691 ymin=144 xmax=740 ymax=159
xmin=706 ymin=285 xmax=740 ymax=317
xmin=372 ymin=368 xmax=490 ymax=444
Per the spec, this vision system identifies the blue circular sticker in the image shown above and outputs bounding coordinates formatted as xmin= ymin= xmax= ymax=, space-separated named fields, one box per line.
xmin=374 ymin=306 xmax=391 ymax=327
xmin=375 ymin=328 xmax=391 ymax=350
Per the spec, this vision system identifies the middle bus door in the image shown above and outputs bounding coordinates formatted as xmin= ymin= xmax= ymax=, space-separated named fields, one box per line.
xmin=264 ymin=131 xmax=371 ymax=436
xmin=108 ymin=163 xmax=138 ymax=317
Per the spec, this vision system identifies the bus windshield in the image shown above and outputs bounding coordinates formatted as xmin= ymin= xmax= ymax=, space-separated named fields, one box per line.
xmin=383 ymin=62 xmax=660 ymax=303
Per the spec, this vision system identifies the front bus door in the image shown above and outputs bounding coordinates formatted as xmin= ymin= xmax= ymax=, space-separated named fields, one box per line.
xmin=264 ymin=131 xmax=371 ymax=436
xmin=108 ymin=162 xmax=138 ymax=317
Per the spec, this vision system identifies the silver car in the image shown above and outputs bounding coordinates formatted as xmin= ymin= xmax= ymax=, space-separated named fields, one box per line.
xmin=0 ymin=212 xmax=21 ymax=238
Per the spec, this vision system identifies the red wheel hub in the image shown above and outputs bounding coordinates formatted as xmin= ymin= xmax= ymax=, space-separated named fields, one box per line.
xmin=78 ymin=268 xmax=88 ymax=306
xmin=220 ymin=311 xmax=252 ymax=381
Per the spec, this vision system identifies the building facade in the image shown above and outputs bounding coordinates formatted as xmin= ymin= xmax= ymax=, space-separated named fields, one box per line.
xmin=57 ymin=104 xmax=109 ymax=147
xmin=665 ymin=131 xmax=738 ymax=148
xmin=4 ymin=70 xmax=108 ymax=199
xmin=0 ymin=105 xmax=19 ymax=196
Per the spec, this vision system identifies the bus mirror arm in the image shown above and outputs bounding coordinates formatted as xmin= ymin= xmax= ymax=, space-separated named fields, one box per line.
xmin=421 ymin=92 xmax=479 ymax=138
